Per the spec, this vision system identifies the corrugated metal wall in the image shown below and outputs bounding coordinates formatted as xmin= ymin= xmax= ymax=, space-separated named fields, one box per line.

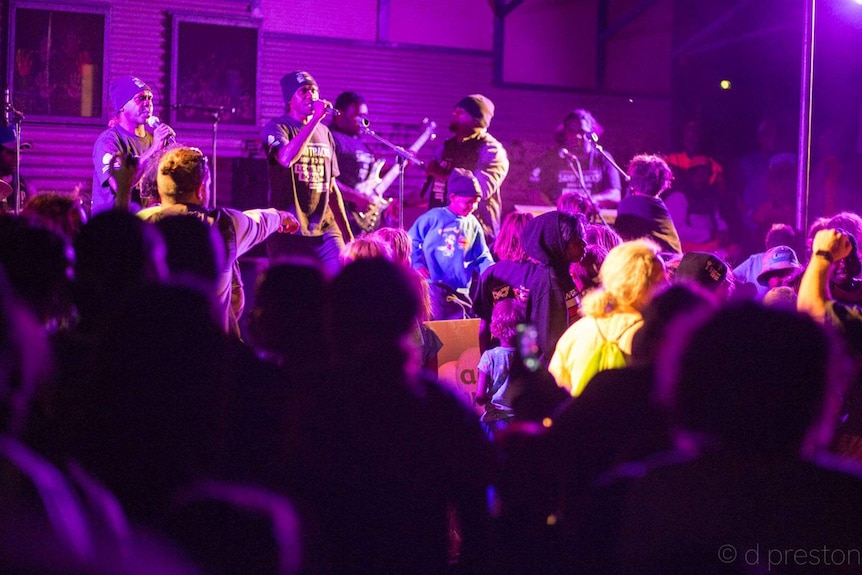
xmin=9 ymin=0 xmax=671 ymax=221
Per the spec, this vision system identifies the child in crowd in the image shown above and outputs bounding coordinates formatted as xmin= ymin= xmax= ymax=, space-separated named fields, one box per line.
xmin=476 ymin=298 xmax=526 ymax=436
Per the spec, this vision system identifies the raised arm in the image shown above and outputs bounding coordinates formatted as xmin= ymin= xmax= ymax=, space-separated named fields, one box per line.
xmin=798 ymin=229 xmax=853 ymax=322
xmin=272 ymin=101 xmax=330 ymax=169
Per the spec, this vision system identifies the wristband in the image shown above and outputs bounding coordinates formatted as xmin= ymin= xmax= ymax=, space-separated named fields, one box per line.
xmin=814 ymin=250 xmax=834 ymax=263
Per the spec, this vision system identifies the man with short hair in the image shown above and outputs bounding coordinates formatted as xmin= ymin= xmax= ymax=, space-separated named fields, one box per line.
xmin=136 ymin=146 xmax=299 ymax=336
xmin=262 ymin=70 xmax=353 ymax=276
xmin=423 ymin=94 xmax=509 ymax=245
xmin=410 ymin=168 xmax=494 ymax=319
xmin=92 ymin=75 xmax=176 ymax=213
xmin=330 ymin=91 xmax=380 ymax=236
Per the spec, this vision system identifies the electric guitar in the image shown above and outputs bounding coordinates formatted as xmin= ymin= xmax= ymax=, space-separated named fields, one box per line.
xmin=351 ymin=118 xmax=437 ymax=233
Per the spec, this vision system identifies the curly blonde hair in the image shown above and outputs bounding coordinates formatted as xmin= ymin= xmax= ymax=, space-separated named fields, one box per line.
xmin=581 ymin=238 xmax=665 ymax=317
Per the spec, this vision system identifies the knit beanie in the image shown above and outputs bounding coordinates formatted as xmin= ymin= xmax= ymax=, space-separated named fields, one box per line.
xmin=110 ymin=76 xmax=151 ymax=112
xmin=454 ymin=94 xmax=495 ymax=128
xmin=280 ymin=71 xmax=317 ymax=105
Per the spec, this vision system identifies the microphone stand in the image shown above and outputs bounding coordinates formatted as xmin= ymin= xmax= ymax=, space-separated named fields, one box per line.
xmin=174 ymin=104 xmax=227 ymax=209
xmin=210 ymin=108 xmax=221 ymax=210
xmin=4 ymin=96 xmax=25 ymax=215
xmin=359 ymin=124 xmax=424 ymax=229
xmin=584 ymin=132 xmax=630 ymax=184
xmin=561 ymin=154 xmax=610 ymax=228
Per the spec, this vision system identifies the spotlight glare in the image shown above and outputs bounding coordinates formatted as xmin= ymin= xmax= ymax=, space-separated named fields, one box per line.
xmin=720 ymin=79 xmax=732 ymax=90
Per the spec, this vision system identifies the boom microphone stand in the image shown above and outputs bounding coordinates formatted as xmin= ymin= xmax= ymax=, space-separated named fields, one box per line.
xmin=4 ymin=89 xmax=25 ymax=214
xmin=583 ymin=131 xmax=630 ymax=185
xmin=359 ymin=120 xmax=424 ymax=229
xmin=559 ymin=148 xmax=610 ymax=228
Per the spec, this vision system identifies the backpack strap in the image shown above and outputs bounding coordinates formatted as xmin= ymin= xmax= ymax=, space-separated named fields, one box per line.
xmin=595 ymin=316 xmax=644 ymax=345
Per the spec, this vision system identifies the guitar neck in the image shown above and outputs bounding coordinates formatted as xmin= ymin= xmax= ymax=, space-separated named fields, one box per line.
xmin=375 ymin=123 xmax=436 ymax=196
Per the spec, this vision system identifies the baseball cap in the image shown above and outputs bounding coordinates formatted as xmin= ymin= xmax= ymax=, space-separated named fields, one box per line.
xmin=674 ymin=252 xmax=728 ymax=291
xmin=0 ymin=125 xmax=31 ymax=150
xmin=757 ymin=245 xmax=799 ymax=286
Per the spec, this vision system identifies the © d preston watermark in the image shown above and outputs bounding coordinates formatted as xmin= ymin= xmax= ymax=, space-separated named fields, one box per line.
xmin=718 ymin=544 xmax=862 ymax=570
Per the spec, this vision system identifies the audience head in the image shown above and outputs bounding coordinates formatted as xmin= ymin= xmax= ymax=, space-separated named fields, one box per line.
xmin=339 ymin=236 xmax=392 ymax=265
xmin=586 ymin=223 xmax=622 ymax=253
xmin=764 ymin=223 xmax=798 ymax=252
xmin=627 ymin=154 xmax=674 ymax=198
xmin=581 ymin=238 xmax=665 ymax=317
xmin=522 ymin=210 xmax=588 ymax=268
xmin=328 ymin=257 xmax=422 ymax=359
xmin=22 ymin=192 xmax=87 ymax=241
xmin=251 ymin=258 xmax=327 ymax=370
xmin=0 ymin=125 xmax=30 ymax=177
xmin=157 ymin=146 xmax=210 ymax=205
xmin=155 ymin=215 xmax=225 ymax=286
xmin=73 ymin=211 xmax=167 ymax=328
xmin=371 ymin=227 xmax=411 ymax=266
xmin=673 ymin=251 xmax=734 ymax=299
xmin=73 ymin=281 xmax=225 ymax=519
xmin=630 ymin=283 xmax=716 ymax=365
xmin=0 ymin=215 xmax=74 ymax=328
xmin=756 ymin=245 xmax=800 ymax=288
xmin=494 ymin=211 xmax=535 ymax=263
xmin=490 ymin=298 xmax=526 ymax=347
xmin=762 ymin=286 xmax=798 ymax=309
xmin=658 ymin=302 xmax=850 ymax=455
xmin=570 ymin=243 xmax=608 ymax=293
xmin=0 ymin=267 xmax=52 ymax=437
xmin=556 ymin=192 xmax=595 ymax=220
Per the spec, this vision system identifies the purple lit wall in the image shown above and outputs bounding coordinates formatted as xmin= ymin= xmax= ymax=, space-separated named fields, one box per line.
xmin=4 ymin=0 xmax=679 ymax=225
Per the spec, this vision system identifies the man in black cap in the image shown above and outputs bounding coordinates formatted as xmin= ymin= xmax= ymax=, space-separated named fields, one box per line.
xmin=423 ymin=94 xmax=509 ymax=246
xmin=91 ymin=75 xmax=176 ymax=214
xmin=0 ymin=125 xmax=34 ymax=213
xmin=261 ymin=70 xmax=353 ymax=276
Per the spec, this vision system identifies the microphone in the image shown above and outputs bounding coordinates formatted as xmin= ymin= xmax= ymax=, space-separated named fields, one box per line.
xmin=559 ymin=148 xmax=575 ymax=160
xmin=146 ymin=116 xmax=175 ymax=145
xmin=323 ymin=104 xmax=341 ymax=118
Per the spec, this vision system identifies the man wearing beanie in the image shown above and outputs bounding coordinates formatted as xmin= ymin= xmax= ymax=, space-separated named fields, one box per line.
xmin=92 ymin=75 xmax=176 ymax=213
xmin=409 ymin=168 xmax=494 ymax=319
xmin=262 ymin=70 xmax=353 ymax=276
xmin=423 ymin=94 xmax=509 ymax=246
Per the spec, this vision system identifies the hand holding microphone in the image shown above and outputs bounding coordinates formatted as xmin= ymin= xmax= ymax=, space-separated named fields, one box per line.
xmin=146 ymin=116 xmax=176 ymax=147
xmin=311 ymin=99 xmax=337 ymax=120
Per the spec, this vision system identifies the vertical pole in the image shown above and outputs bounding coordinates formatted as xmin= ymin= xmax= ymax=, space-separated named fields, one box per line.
xmin=796 ymin=0 xmax=816 ymax=232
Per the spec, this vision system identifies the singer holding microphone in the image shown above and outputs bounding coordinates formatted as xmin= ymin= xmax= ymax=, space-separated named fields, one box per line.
xmin=91 ymin=76 xmax=176 ymax=213
xmin=262 ymin=70 xmax=353 ymax=276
